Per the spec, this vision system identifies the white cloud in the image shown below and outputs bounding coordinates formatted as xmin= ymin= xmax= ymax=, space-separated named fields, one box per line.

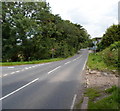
xmin=46 ymin=0 xmax=119 ymax=38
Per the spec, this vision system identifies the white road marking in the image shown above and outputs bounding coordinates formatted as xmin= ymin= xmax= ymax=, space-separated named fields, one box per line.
xmin=65 ymin=61 xmax=71 ymax=65
xmin=0 ymin=78 xmax=39 ymax=101
xmin=83 ymin=58 xmax=88 ymax=70
xmin=70 ymin=94 xmax=77 ymax=110
xmin=72 ymin=55 xmax=82 ymax=62
xmin=16 ymin=71 xmax=20 ymax=73
xmin=1 ymin=63 xmax=51 ymax=78
xmin=3 ymin=74 xmax=8 ymax=77
xmin=10 ymin=72 xmax=15 ymax=75
xmin=25 ymin=67 xmax=29 ymax=69
xmin=21 ymin=69 xmax=25 ymax=71
xmin=48 ymin=66 xmax=61 ymax=74
xmin=8 ymin=67 xmax=14 ymax=69
xmin=77 ymin=55 xmax=82 ymax=59
xmin=73 ymin=59 xmax=77 ymax=61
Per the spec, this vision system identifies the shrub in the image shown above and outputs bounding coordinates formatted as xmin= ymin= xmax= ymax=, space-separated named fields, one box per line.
xmin=100 ymin=41 xmax=120 ymax=68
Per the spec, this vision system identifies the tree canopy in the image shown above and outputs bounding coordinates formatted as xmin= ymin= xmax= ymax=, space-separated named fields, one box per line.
xmin=2 ymin=2 xmax=90 ymax=62
xmin=97 ymin=24 xmax=120 ymax=51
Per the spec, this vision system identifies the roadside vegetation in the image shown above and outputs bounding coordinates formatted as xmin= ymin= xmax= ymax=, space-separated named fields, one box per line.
xmin=76 ymin=86 xmax=120 ymax=109
xmin=0 ymin=58 xmax=65 ymax=66
xmin=76 ymin=24 xmax=120 ymax=109
xmin=88 ymin=41 xmax=119 ymax=73
xmin=2 ymin=1 xmax=90 ymax=63
xmin=97 ymin=24 xmax=120 ymax=51
xmin=85 ymin=86 xmax=120 ymax=110
xmin=88 ymin=24 xmax=120 ymax=72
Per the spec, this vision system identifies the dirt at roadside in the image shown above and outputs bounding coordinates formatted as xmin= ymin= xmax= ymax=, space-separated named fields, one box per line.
xmin=85 ymin=67 xmax=119 ymax=89
xmin=75 ymin=67 xmax=119 ymax=109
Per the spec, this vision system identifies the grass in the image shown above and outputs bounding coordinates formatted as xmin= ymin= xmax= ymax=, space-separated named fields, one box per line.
xmin=84 ymin=88 xmax=101 ymax=101
xmin=84 ymin=86 xmax=120 ymax=110
xmin=0 ymin=58 xmax=64 ymax=66
xmin=75 ymin=88 xmax=101 ymax=109
xmin=87 ymin=53 xmax=116 ymax=72
xmin=75 ymin=99 xmax=83 ymax=109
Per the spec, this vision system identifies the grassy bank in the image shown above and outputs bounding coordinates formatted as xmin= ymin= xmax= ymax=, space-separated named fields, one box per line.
xmin=0 ymin=58 xmax=64 ymax=66
xmin=87 ymin=53 xmax=117 ymax=72
xmin=87 ymin=41 xmax=119 ymax=72
xmin=85 ymin=86 xmax=120 ymax=110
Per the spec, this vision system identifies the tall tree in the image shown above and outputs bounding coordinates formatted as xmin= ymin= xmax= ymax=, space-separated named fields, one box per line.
xmin=2 ymin=2 xmax=90 ymax=62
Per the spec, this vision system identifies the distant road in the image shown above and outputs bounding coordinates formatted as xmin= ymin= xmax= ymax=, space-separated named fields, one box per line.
xmin=1 ymin=49 xmax=89 ymax=109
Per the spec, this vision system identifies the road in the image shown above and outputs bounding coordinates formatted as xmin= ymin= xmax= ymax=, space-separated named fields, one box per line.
xmin=1 ymin=49 xmax=89 ymax=110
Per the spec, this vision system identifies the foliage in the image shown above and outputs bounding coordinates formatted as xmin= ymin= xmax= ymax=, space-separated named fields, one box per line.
xmin=1 ymin=58 xmax=64 ymax=66
xmin=97 ymin=24 xmax=120 ymax=51
xmin=100 ymin=41 xmax=120 ymax=69
xmin=105 ymin=86 xmax=118 ymax=94
xmin=84 ymin=88 xmax=101 ymax=101
xmin=87 ymin=86 xmax=120 ymax=109
xmin=87 ymin=41 xmax=119 ymax=72
xmin=87 ymin=53 xmax=111 ymax=71
xmin=2 ymin=2 xmax=90 ymax=62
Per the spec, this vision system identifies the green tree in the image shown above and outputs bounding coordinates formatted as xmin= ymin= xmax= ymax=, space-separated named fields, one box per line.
xmin=2 ymin=1 xmax=90 ymax=62
xmin=98 ymin=24 xmax=120 ymax=51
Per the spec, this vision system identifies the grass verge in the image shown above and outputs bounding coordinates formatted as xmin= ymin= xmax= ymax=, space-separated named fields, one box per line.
xmin=87 ymin=53 xmax=117 ymax=72
xmin=85 ymin=86 xmax=120 ymax=110
xmin=84 ymin=88 xmax=101 ymax=101
xmin=0 ymin=58 xmax=64 ymax=66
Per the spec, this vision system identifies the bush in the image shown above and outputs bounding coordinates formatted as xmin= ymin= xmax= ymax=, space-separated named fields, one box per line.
xmin=100 ymin=41 xmax=120 ymax=68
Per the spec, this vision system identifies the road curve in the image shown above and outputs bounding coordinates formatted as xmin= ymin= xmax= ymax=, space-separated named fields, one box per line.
xmin=1 ymin=49 xmax=89 ymax=109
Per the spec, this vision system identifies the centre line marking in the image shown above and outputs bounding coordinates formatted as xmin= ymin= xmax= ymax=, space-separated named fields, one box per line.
xmin=48 ymin=66 xmax=61 ymax=74
xmin=3 ymin=74 xmax=8 ymax=77
xmin=25 ymin=67 xmax=29 ymax=69
xmin=16 ymin=71 xmax=20 ymax=73
xmin=65 ymin=61 xmax=70 ymax=65
xmin=70 ymin=94 xmax=77 ymax=110
xmin=0 ymin=78 xmax=39 ymax=101
xmin=21 ymin=69 xmax=25 ymax=71
xmin=10 ymin=72 xmax=15 ymax=74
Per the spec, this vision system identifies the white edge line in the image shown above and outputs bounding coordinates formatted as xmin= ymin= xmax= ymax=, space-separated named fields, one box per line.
xmin=70 ymin=94 xmax=77 ymax=110
xmin=83 ymin=57 xmax=88 ymax=70
xmin=8 ymin=67 xmax=14 ymax=68
xmin=48 ymin=66 xmax=61 ymax=74
xmin=0 ymin=78 xmax=39 ymax=101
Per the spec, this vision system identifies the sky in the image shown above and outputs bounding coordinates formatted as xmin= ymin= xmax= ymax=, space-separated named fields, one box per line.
xmin=46 ymin=0 xmax=119 ymax=38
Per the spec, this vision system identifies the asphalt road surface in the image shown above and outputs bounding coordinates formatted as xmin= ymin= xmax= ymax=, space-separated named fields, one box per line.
xmin=1 ymin=49 xmax=89 ymax=110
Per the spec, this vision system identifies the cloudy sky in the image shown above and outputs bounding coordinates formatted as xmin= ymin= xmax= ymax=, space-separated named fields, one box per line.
xmin=46 ymin=0 xmax=119 ymax=38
